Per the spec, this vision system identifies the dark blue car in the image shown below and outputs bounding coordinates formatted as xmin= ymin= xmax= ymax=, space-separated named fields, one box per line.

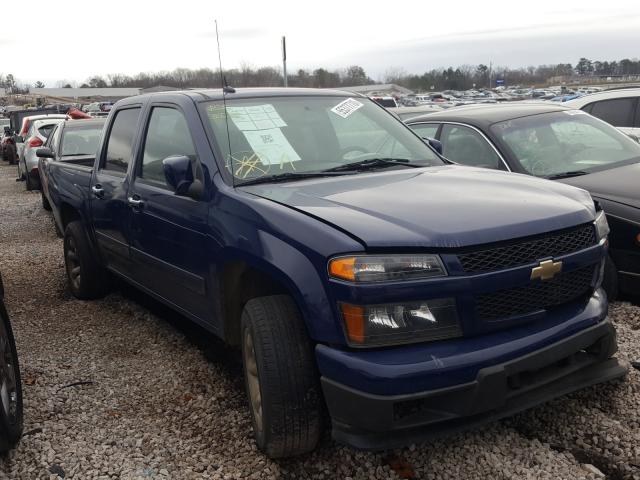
xmin=41 ymin=88 xmax=626 ymax=457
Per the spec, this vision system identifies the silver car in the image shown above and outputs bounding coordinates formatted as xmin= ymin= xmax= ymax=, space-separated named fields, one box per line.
xmin=19 ymin=118 xmax=65 ymax=190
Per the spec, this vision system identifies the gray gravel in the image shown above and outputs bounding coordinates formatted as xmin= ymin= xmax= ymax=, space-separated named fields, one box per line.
xmin=0 ymin=161 xmax=639 ymax=479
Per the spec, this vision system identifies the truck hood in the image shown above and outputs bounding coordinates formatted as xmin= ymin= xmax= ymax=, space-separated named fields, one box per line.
xmin=240 ymin=166 xmax=596 ymax=248
xmin=557 ymin=162 xmax=640 ymax=210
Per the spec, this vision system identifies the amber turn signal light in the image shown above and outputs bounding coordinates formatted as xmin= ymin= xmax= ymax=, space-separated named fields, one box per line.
xmin=340 ymin=303 xmax=365 ymax=344
xmin=328 ymin=257 xmax=356 ymax=281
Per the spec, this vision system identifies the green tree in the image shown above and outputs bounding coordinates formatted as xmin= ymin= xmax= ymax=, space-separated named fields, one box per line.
xmin=34 ymin=81 xmax=45 ymax=88
xmin=574 ymin=58 xmax=593 ymax=75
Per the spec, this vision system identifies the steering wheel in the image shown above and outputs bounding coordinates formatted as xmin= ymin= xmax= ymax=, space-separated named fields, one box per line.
xmin=530 ymin=159 xmax=553 ymax=176
xmin=339 ymin=146 xmax=370 ymax=160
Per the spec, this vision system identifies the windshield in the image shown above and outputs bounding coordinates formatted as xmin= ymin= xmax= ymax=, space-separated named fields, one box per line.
xmin=490 ymin=111 xmax=640 ymax=177
xmin=61 ymin=126 xmax=103 ymax=156
xmin=201 ymin=96 xmax=442 ymax=184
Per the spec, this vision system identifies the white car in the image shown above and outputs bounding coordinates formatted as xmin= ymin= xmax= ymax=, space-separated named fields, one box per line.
xmin=19 ymin=118 xmax=65 ymax=190
xmin=15 ymin=114 xmax=67 ymax=165
xmin=564 ymin=88 xmax=640 ymax=140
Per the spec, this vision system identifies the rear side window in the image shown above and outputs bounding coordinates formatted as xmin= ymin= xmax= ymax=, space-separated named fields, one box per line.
xmin=103 ymin=108 xmax=140 ymax=173
xmin=140 ymin=107 xmax=196 ymax=185
xmin=38 ymin=123 xmax=57 ymax=138
xmin=589 ymin=98 xmax=635 ymax=128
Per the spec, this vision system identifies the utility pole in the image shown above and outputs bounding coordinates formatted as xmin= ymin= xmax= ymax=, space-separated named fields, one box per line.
xmin=488 ymin=61 xmax=493 ymax=89
xmin=282 ymin=36 xmax=288 ymax=88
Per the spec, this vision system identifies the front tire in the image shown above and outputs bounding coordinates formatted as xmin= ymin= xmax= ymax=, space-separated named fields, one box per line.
xmin=63 ymin=221 xmax=110 ymax=299
xmin=0 ymin=305 xmax=23 ymax=452
xmin=602 ymin=255 xmax=619 ymax=301
xmin=241 ymin=295 xmax=322 ymax=458
xmin=41 ymin=191 xmax=51 ymax=211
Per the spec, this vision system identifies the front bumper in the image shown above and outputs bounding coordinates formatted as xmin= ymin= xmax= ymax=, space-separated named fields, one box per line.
xmin=321 ymin=318 xmax=627 ymax=450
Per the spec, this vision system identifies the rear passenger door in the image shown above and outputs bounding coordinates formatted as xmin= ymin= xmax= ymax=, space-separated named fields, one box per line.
xmin=91 ymin=106 xmax=142 ymax=276
xmin=127 ymin=103 xmax=211 ymax=321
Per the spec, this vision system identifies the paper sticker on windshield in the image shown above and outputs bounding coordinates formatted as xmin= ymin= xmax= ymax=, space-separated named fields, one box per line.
xmin=227 ymin=104 xmax=287 ymax=131
xmin=242 ymin=128 xmax=301 ymax=166
xmin=331 ymin=98 xmax=364 ymax=118
xmin=563 ymin=110 xmax=588 ymax=115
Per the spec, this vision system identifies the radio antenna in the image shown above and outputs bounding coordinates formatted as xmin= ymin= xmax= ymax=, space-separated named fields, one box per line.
xmin=215 ymin=19 xmax=235 ymax=186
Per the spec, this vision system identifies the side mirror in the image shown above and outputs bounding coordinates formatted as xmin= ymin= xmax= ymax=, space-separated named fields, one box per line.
xmin=163 ymin=155 xmax=194 ymax=196
xmin=15 ymin=135 xmax=24 ymax=143
xmin=36 ymin=147 xmax=54 ymax=159
xmin=423 ymin=137 xmax=443 ymax=155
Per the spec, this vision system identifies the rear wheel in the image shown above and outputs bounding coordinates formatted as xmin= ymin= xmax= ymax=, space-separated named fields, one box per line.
xmin=24 ymin=170 xmax=34 ymax=191
xmin=5 ymin=145 xmax=16 ymax=166
xmin=0 ymin=305 xmax=23 ymax=452
xmin=63 ymin=221 xmax=110 ymax=299
xmin=241 ymin=295 xmax=322 ymax=458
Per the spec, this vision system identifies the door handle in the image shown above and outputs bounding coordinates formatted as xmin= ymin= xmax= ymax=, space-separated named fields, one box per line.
xmin=91 ymin=184 xmax=104 ymax=198
xmin=127 ymin=195 xmax=144 ymax=209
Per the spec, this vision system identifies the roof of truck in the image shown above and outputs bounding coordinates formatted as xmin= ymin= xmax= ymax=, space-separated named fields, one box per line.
xmin=138 ymin=87 xmax=362 ymax=101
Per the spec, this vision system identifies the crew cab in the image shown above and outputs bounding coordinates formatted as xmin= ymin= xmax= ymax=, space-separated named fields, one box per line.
xmin=47 ymin=88 xmax=626 ymax=457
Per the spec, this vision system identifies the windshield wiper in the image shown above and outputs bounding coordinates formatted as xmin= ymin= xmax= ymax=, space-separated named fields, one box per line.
xmin=237 ymin=171 xmax=349 ymax=186
xmin=323 ymin=158 xmax=424 ymax=172
xmin=545 ymin=170 xmax=590 ymax=180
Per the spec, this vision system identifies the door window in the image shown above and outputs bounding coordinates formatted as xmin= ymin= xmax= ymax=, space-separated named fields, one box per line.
xmin=103 ymin=108 xmax=141 ymax=173
xmin=140 ymin=107 xmax=197 ymax=186
xmin=440 ymin=124 xmax=502 ymax=169
xmin=47 ymin=124 xmax=62 ymax=154
xmin=589 ymin=98 xmax=635 ymax=128
xmin=409 ymin=123 xmax=439 ymax=139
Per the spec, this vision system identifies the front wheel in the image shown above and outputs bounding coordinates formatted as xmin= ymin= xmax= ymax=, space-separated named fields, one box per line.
xmin=0 ymin=305 xmax=23 ymax=452
xmin=602 ymin=255 xmax=619 ymax=301
xmin=241 ymin=295 xmax=322 ymax=458
xmin=41 ymin=191 xmax=51 ymax=211
xmin=63 ymin=221 xmax=110 ymax=299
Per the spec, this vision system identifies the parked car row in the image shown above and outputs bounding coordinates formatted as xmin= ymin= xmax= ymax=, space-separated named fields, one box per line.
xmin=29 ymin=87 xmax=628 ymax=458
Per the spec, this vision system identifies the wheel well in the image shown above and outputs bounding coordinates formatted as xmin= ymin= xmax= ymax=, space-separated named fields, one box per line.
xmin=60 ymin=203 xmax=81 ymax=231
xmin=220 ymin=262 xmax=290 ymax=346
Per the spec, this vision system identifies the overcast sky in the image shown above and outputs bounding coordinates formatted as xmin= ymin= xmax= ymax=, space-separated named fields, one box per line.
xmin=2 ymin=0 xmax=638 ymax=86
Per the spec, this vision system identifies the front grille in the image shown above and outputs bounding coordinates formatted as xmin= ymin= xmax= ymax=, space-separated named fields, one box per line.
xmin=458 ymin=224 xmax=596 ymax=273
xmin=475 ymin=265 xmax=596 ymax=321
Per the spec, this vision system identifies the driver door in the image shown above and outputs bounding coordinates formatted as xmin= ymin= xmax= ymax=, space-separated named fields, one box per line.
xmin=127 ymin=104 xmax=211 ymax=322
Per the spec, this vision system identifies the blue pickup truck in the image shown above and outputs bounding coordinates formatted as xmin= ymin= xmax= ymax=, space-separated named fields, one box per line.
xmin=41 ymin=88 xmax=626 ymax=457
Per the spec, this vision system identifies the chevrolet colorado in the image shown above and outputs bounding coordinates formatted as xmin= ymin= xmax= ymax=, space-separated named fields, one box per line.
xmin=45 ymin=88 xmax=626 ymax=457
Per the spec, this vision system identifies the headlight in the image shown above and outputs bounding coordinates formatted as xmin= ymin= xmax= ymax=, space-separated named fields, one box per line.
xmin=594 ymin=211 xmax=610 ymax=242
xmin=328 ymin=254 xmax=447 ymax=283
xmin=340 ymin=298 xmax=461 ymax=347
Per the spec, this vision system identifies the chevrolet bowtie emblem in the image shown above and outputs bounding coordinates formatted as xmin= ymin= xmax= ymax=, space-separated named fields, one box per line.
xmin=531 ymin=259 xmax=563 ymax=281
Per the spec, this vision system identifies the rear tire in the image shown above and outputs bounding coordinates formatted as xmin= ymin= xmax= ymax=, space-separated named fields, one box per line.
xmin=241 ymin=295 xmax=322 ymax=458
xmin=24 ymin=171 xmax=34 ymax=191
xmin=63 ymin=221 xmax=110 ymax=299
xmin=5 ymin=145 xmax=16 ymax=166
xmin=602 ymin=255 xmax=619 ymax=301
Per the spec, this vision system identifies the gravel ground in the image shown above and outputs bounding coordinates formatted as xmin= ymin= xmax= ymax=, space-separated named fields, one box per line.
xmin=0 ymin=161 xmax=639 ymax=479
